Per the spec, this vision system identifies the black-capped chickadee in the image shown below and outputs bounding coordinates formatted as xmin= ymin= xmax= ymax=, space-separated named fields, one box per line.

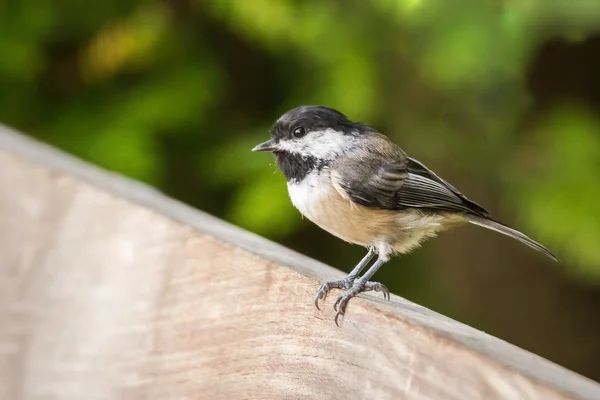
xmin=253 ymin=105 xmax=557 ymax=324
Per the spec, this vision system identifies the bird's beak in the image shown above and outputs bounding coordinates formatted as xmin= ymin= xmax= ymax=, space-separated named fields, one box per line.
xmin=252 ymin=139 xmax=277 ymax=152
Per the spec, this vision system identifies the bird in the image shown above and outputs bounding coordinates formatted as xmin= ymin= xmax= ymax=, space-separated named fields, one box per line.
xmin=252 ymin=105 xmax=557 ymax=325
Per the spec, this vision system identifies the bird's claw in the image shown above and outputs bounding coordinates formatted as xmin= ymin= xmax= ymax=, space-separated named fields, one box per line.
xmin=364 ymin=281 xmax=391 ymax=301
xmin=314 ymin=278 xmax=354 ymax=310
xmin=314 ymin=277 xmax=390 ymax=324
xmin=331 ymin=281 xmax=390 ymax=326
xmin=333 ymin=285 xmax=361 ymax=326
xmin=314 ymin=283 xmax=329 ymax=310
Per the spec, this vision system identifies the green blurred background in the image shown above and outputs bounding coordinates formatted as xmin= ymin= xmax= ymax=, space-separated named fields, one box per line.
xmin=2 ymin=0 xmax=600 ymax=381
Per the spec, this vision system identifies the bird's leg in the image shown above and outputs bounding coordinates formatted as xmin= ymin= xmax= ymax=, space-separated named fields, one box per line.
xmin=314 ymin=248 xmax=375 ymax=310
xmin=333 ymin=256 xmax=390 ymax=325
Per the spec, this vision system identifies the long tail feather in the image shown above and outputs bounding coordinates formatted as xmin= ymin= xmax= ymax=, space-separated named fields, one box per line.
xmin=468 ymin=215 xmax=558 ymax=262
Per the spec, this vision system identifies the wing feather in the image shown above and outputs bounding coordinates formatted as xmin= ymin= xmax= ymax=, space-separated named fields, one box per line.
xmin=333 ymin=153 xmax=488 ymax=217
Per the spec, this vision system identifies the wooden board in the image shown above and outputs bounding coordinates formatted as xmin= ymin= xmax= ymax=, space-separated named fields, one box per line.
xmin=0 ymin=125 xmax=599 ymax=399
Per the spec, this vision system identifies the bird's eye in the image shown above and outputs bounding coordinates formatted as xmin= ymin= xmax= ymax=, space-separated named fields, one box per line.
xmin=292 ymin=127 xmax=306 ymax=138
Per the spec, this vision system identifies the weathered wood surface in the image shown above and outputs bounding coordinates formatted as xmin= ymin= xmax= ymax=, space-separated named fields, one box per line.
xmin=0 ymin=125 xmax=599 ymax=400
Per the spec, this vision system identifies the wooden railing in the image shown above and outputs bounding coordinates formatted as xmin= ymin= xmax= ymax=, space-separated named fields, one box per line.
xmin=0 ymin=126 xmax=599 ymax=400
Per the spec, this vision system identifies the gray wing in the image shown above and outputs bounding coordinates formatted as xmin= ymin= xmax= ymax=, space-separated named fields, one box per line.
xmin=405 ymin=157 xmax=490 ymax=216
xmin=333 ymin=156 xmax=489 ymax=216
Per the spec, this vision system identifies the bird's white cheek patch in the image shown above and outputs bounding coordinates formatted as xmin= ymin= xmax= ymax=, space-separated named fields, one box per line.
xmin=276 ymin=129 xmax=354 ymax=160
xmin=307 ymin=129 xmax=352 ymax=159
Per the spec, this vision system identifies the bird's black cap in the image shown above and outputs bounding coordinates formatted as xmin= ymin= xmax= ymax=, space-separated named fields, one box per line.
xmin=270 ymin=105 xmax=368 ymax=140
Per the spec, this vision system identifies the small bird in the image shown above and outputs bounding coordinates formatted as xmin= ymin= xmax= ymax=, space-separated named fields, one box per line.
xmin=253 ymin=105 xmax=557 ymax=325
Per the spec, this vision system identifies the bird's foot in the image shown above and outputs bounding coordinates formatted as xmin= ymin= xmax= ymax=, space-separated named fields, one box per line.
xmin=333 ymin=281 xmax=390 ymax=326
xmin=314 ymin=277 xmax=355 ymax=310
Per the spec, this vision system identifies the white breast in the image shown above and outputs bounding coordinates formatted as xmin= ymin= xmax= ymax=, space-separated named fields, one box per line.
xmin=286 ymin=172 xmax=330 ymax=222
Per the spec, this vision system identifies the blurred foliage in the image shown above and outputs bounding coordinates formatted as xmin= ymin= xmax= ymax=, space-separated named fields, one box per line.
xmin=3 ymin=0 xmax=600 ymax=379
xmin=511 ymin=104 xmax=600 ymax=275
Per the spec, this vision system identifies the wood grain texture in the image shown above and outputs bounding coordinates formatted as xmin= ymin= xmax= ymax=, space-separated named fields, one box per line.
xmin=0 ymin=126 xmax=599 ymax=400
